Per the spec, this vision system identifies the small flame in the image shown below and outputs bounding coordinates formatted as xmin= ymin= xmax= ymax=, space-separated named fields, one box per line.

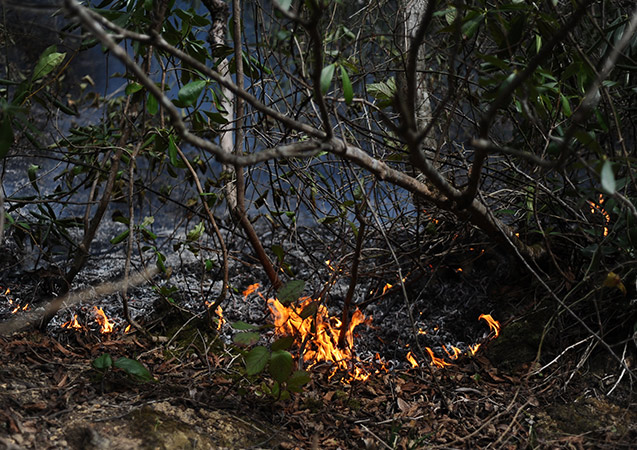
xmin=406 ymin=351 xmax=418 ymax=368
xmin=124 ymin=324 xmax=132 ymax=333
xmin=587 ymin=194 xmax=610 ymax=237
xmin=425 ymin=347 xmax=452 ymax=368
xmin=215 ymin=306 xmax=225 ymax=330
xmin=93 ymin=306 xmax=114 ymax=333
xmin=267 ymin=296 xmax=371 ymax=382
xmin=382 ymin=283 xmax=393 ymax=295
xmin=62 ymin=314 xmax=84 ymax=331
xmin=468 ymin=343 xmax=481 ymax=355
xmin=242 ymin=283 xmax=260 ymax=299
xmin=443 ymin=345 xmax=462 ymax=360
xmin=479 ymin=314 xmax=500 ymax=338
xmin=324 ymin=260 xmax=337 ymax=272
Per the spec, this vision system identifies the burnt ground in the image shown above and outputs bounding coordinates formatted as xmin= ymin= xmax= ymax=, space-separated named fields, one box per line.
xmin=0 ymin=325 xmax=635 ymax=449
xmin=0 ymin=226 xmax=636 ymax=449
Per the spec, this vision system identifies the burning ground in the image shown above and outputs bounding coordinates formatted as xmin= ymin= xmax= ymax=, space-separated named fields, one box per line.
xmin=0 ymin=226 xmax=635 ymax=448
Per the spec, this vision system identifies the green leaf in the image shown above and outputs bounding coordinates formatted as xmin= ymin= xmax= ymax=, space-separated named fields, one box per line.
xmin=245 ymin=346 xmax=269 ymax=375
xmin=320 ymin=64 xmax=335 ymax=95
xmin=125 ymin=82 xmax=143 ymax=95
xmin=110 ymin=230 xmax=130 ymax=245
xmin=168 ymin=136 xmax=186 ymax=168
xmin=560 ymin=93 xmax=571 ymax=117
xmin=287 ymin=370 xmax=311 ymax=392
xmin=27 ymin=164 xmax=40 ymax=194
xmin=269 ymin=350 xmax=293 ymax=383
xmin=32 ymin=46 xmax=66 ymax=81
xmin=600 ymin=160 xmax=616 ymax=194
xmin=177 ymin=79 xmax=206 ymax=106
xmin=147 ymin=93 xmax=159 ymax=115
xmin=0 ymin=115 xmax=14 ymax=159
xmin=277 ymin=280 xmax=305 ymax=305
xmin=233 ymin=332 xmax=261 ymax=346
xmin=340 ymin=66 xmax=353 ymax=105
xmin=93 ymin=353 xmax=113 ymax=370
xmin=231 ymin=321 xmax=260 ymax=331
xmin=186 ymin=222 xmax=204 ymax=241
xmin=271 ymin=336 xmax=295 ymax=351
xmin=299 ymin=301 xmax=318 ymax=319
xmin=114 ymin=357 xmax=153 ymax=382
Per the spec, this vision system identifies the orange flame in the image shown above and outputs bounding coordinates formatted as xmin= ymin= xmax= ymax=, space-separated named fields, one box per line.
xmin=479 ymin=314 xmax=500 ymax=338
xmin=215 ymin=306 xmax=225 ymax=330
xmin=468 ymin=343 xmax=481 ymax=355
xmin=62 ymin=314 xmax=84 ymax=331
xmin=406 ymin=351 xmax=418 ymax=368
xmin=381 ymin=283 xmax=393 ymax=295
xmin=242 ymin=283 xmax=260 ymax=299
xmin=443 ymin=345 xmax=462 ymax=360
xmin=267 ymin=296 xmax=371 ymax=382
xmin=124 ymin=324 xmax=132 ymax=333
xmin=425 ymin=347 xmax=452 ymax=368
xmin=93 ymin=306 xmax=114 ymax=333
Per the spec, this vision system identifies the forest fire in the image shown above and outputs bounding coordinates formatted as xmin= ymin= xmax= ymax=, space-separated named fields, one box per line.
xmin=267 ymin=296 xmax=372 ymax=381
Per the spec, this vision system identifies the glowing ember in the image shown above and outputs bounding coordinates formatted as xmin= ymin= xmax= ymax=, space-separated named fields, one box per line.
xmin=242 ymin=283 xmax=260 ymax=299
xmin=479 ymin=314 xmax=500 ymax=338
xmin=267 ymin=296 xmax=371 ymax=382
xmin=587 ymin=194 xmax=610 ymax=237
xmin=381 ymin=283 xmax=393 ymax=295
xmin=215 ymin=306 xmax=225 ymax=330
xmin=62 ymin=314 xmax=84 ymax=331
xmin=406 ymin=351 xmax=418 ymax=368
xmin=324 ymin=260 xmax=337 ymax=272
xmin=124 ymin=324 xmax=132 ymax=333
xmin=93 ymin=306 xmax=114 ymax=333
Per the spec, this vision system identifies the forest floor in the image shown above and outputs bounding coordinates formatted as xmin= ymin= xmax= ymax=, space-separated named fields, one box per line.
xmin=0 ymin=324 xmax=635 ymax=449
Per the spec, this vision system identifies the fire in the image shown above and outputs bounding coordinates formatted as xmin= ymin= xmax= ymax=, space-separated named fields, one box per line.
xmin=381 ymin=283 xmax=393 ymax=295
xmin=479 ymin=314 xmax=500 ymax=338
xmin=267 ymin=296 xmax=371 ymax=382
xmin=242 ymin=283 xmax=260 ymax=299
xmin=468 ymin=343 xmax=481 ymax=355
xmin=215 ymin=306 xmax=225 ymax=330
xmin=93 ymin=306 xmax=114 ymax=333
xmin=425 ymin=347 xmax=452 ymax=368
xmin=406 ymin=351 xmax=418 ymax=368
xmin=587 ymin=194 xmax=610 ymax=237
xmin=443 ymin=345 xmax=462 ymax=360
xmin=62 ymin=314 xmax=84 ymax=331
xmin=409 ymin=314 xmax=501 ymax=368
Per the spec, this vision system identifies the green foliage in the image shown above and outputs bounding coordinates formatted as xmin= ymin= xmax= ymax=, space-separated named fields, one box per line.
xmin=276 ymin=280 xmax=306 ymax=305
xmin=93 ymin=353 xmax=153 ymax=382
